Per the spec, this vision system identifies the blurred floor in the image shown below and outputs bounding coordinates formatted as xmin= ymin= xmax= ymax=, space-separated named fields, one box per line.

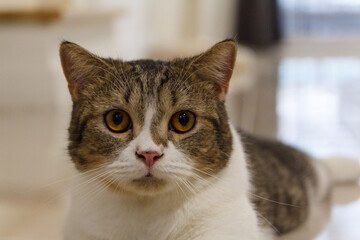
xmin=0 ymin=39 xmax=360 ymax=239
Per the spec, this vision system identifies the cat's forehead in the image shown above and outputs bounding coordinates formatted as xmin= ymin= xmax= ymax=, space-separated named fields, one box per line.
xmin=128 ymin=59 xmax=169 ymax=70
xmin=84 ymin=58 xmax=217 ymax=127
xmin=127 ymin=60 xmax=169 ymax=77
xmin=117 ymin=59 xmax=175 ymax=94
xmin=101 ymin=59 xmax=207 ymax=104
xmin=115 ymin=60 xmax=176 ymax=105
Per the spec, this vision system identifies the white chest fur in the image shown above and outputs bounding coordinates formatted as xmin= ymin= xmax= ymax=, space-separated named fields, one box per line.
xmin=63 ymin=126 xmax=265 ymax=240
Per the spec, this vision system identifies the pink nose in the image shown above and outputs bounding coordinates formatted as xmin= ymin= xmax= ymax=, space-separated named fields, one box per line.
xmin=136 ymin=151 xmax=162 ymax=168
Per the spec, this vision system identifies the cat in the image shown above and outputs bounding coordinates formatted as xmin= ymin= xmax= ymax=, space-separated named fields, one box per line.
xmin=59 ymin=39 xmax=360 ymax=240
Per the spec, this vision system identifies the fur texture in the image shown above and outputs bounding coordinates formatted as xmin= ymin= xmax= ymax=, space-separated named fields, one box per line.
xmin=59 ymin=40 xmax=359 ymax=240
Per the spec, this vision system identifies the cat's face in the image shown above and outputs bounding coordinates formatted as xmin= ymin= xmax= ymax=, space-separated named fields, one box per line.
xmin=60 ymin=40 xmax=237 ymax=196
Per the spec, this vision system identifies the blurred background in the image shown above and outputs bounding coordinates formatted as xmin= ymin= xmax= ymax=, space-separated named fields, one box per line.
xmin=0 ymin=0 xmax=359 ymax=239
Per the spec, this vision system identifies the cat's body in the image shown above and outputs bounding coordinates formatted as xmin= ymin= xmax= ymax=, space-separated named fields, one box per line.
xmin=243 ymin=133 xmax=332 ymax=239
xmin=63 ymin=127 xmax=328 ymax=240
xmin=65 ymin=125 xmax=263 ymax=240
xmin=59 ymin=40 xmax=359 ymax=240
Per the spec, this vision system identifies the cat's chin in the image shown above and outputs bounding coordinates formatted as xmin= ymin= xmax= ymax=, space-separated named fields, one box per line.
xmin=131 ymin=175 xmax=169 ymax=195
xmin=132 ymin=174 xmax=165 ymax=185
xmin=104 ymin=175 xmax=169 ymax=196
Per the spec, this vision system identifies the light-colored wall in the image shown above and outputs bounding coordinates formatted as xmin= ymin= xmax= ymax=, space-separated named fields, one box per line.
xmin=0 ymin=0 xmax=239 ymax=111
xmin=144 ymin=0 xmax=238 ymax=45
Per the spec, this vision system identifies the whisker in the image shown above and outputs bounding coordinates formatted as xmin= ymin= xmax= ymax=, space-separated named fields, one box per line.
xmin=249 ymin=193 xmax=303 ymax=209
xmin=12 ymin=163 xmax=108 ymax=195
xmin=29 ymin=165 xmax=110 ymax=210
xmin=173 ymin=176 xmax=195 ymax=201
xmin=173 ymin=177 xmax=191 ymax=201
xmin=257 ymin=212 xmax=281 ymax=235
xmin=71 ymin=169 xmax=115 ymax=202
xmin=181 ymin=160 xmax=303 ymax=209
xmin=74 ymin=170 xmax=120 ymax=212
xmin=83 ymin=173 xmax=120 ymax=207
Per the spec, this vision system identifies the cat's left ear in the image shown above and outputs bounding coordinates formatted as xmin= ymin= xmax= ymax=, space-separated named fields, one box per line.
xmin=59 ymin=41 xmax=110 ymax=101
xmin=193 ymin=39 xmax=237 ymax=101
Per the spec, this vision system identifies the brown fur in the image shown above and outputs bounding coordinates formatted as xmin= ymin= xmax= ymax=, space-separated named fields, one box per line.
xmin=60 ymin=40 xmax=236 ymax=177
xmin=241 ymin=131 xmax=317 ymax=235
xmin=60 ymin=40 xmax=316 ymax=236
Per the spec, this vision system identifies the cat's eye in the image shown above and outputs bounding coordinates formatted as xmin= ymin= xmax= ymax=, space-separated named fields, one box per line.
xmin=104 ymin=110 xmax=131 ymax=133
xmin=170 ymin=111 xmax=196 ymax=133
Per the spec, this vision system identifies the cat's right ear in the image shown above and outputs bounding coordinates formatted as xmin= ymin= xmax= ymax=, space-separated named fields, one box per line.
xmin=192 ymin=39 xmax=237 ymax=101
xmin=59 ymin=41 xmax=108 ymax=101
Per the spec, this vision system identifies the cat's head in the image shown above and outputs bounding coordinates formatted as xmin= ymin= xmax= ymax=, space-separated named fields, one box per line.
xmin=60 ymin=40 xmax=237 ymax=196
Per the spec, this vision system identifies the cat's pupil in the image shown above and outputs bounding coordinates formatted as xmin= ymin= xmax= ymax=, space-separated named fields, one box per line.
xmin=178 ymin=113 xmax=189 ymax=126
xmin=112 ymin=112 xmax=123 ymax=125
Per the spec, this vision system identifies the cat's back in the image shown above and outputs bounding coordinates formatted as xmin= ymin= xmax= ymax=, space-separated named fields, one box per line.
xmin=239 ymin=131 xmax=317 ymax=235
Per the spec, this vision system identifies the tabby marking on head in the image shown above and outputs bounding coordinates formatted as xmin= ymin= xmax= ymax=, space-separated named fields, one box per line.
xmin=60 ymin=40 xmax=237 ymax=195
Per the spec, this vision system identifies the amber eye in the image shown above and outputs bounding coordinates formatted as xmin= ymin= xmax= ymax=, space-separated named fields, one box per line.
xmin=104 ymin=110 xmax=131 ymax=133
xmin=170 ymin=111 xmax=196 ymax=133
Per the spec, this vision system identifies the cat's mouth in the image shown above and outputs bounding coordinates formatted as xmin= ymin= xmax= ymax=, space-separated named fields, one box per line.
xmin=145 ymin=173 xmax=153 ymax=178
xmin=132 ymin=173 xmax=164 ymax=185
xmin=135 ymin=173 xmax=158 ymax=181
